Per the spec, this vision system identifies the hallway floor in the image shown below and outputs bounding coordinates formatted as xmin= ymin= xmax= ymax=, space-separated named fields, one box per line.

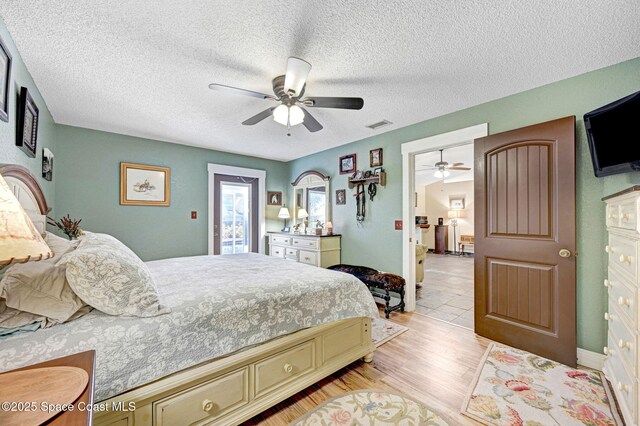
xmin=416 ymin=252 xmax=474 ymax=329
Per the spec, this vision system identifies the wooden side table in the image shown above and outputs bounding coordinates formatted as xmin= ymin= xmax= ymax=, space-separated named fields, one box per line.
xmin=0 ymin=351 xmax=95 ymax=425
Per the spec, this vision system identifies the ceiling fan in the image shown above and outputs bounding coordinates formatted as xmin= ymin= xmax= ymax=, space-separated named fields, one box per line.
xmin=418 ymin=149 xmax=471 ymax=178
xmin=208 ymin=57 xmax=364 ymax=135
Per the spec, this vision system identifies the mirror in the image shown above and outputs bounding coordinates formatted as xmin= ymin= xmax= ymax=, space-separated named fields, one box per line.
xmin=291 ymin=170 xmax=331 ymax=231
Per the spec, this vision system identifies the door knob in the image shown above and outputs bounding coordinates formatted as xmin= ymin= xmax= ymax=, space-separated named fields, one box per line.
xmin=559 ymin=249 xmax=571 ymax=258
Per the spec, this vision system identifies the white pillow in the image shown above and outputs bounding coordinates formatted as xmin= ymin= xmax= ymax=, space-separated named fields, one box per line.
xmin=58 ymin=233 xmax=170 ymax=317
xmin=0 ymin=232 xmax=88 ymax=323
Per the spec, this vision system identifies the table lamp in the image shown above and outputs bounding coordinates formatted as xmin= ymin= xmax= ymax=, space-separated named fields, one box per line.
xmin=297 ymin=208 xmax=309 ymax=234
xmin=0 ymin=173 xmax=53 ymax=269
xmin=278 ymin=205 xmax=290 ymax=231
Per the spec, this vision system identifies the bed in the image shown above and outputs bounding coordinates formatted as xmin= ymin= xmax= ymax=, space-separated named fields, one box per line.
xmin=0 ymin=164 xmax=378 ymax=426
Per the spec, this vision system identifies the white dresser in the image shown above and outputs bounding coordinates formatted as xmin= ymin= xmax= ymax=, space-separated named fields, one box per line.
xmin=268 ymin=232 xmax=341 ymax=268
xmin=603 ymin=187 xmax=640 ymax=425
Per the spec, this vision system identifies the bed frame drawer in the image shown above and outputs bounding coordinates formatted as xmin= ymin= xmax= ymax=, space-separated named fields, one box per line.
xmin=254 ymin=341 xmax=315 ymax=398
xmin=153 ymin=367 xmax=249 ymax=426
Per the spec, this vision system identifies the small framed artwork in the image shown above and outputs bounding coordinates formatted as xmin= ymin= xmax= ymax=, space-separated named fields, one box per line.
xmin=370 ymin=148 xmax=383 ymax=167
xmin=336 ymin=189 xmax=346 ymax=205
xmin=42 ymin=148 xmax=53 ymax=181
xmin=0 ymin=35 xmax=11 ymax=122
xmin=449 ymin=196 xmax=465 ymax=210
xmin=373 ymin=167 xmax=383 ymax=176
xmin=267 ymin=191 xmax=282 ymax=206
xmin=16 ymin=87 xmax=39 ymax=158
xmin=120 ymin=162 xmax=170 ymax=206
xmin=339 ymin=153 xmax=357 ymax=174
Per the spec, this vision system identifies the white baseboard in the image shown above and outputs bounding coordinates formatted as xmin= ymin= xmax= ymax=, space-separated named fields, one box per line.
xmin=577 ymin=348 xmax=606 ymax=371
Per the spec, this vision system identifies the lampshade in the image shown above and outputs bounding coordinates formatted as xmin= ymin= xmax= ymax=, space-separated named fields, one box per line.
xmin=273 ymin=104 xmax=305 ymax=126
xmin=448 ymin=210 xmax=464 ymax=219
xmin=0 ymin=174 xmax=52 ymax=268
xmin=278 ymin=206 xmax=290 ymax=219
xmin=283 ymin=57 xmax=312 ymax=96
xmin=297 ymin=208 xmax=309 ymax=219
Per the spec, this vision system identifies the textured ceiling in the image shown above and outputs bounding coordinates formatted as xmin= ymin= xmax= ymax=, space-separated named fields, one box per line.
xmin=415 ymin=144 xmax=473 ymax=186
xmin=1 ymin=1 xmax=639 ymax=161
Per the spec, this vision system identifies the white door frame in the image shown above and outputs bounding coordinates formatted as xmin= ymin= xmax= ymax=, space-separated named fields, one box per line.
xmin=401 ymin=123 xmax=488 ymax=311
xmin=208 ymin=164 xmax=267 ymax=255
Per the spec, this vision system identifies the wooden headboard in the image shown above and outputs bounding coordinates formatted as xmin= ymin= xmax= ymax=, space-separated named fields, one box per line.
xmin=0 ymin=164 xmax=49 ymax=233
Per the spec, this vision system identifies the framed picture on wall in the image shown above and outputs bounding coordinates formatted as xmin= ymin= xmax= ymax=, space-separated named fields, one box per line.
xmin=0 ymin=34 xmax=12 ymax=123
xmin=120 ymin=162 xmax=171 ymax=206
xmin=370 ymin=148 xmax=383 ymax=167
xmin=449 ymin=196 xmax=465 ymax=210
xmin=339 ymin=153 xmax=357 ymax=174
xmin=16 ymin=87 xmax=39 ymax=158
xmin=267 ymin=191 xmax=282 ymax=206
xmin=42 ymin=148 xmax=53 ymax=181
xmin=336 ymin=189 xmax=346 ymax=205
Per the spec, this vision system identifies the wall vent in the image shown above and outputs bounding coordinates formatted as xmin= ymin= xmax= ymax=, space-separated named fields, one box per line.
xmin=365 ymin=119 xmax=393 ymax=130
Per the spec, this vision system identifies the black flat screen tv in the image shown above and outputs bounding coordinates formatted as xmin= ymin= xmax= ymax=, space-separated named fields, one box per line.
xmin=584 ymin=90 xmax=640 ymax=177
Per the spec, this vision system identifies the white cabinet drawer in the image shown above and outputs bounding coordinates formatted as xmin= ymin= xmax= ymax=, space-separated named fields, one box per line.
xmin=270 ymin=245 xmax=286 ymax=258
xmin=298 ymin=250 xmax=318 ymax=266
xmin=292 ymin=237 xmax=319 ymax=250
xmin=607 ymin=234 xmax=637 ymax=281
xmin=619 ymin=200 xmax=638 ymax=231
xmin=154 ymin=367 xmax=249 ymax=426
xmin=608 ymin=301 xmax=636 ymax=375
xmin=606 ymin=269 xmax=637 ymax=327
xmin=285 ymin=247 xmax=298 ymax=260
xmin=254 ymin=341 xmax=315 ymax=398
xmin=607 ymin=203 xmax=620 ymax=228
xmin=271 ymin=234 xmax=292 ymax=245
xmin=605 ymin=342 xmax=637 ymax=424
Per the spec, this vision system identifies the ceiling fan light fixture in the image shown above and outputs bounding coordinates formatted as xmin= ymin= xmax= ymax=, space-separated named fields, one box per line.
xmin=273 ymin=104 xmax=289 ymax=125
xmin=434 ymin=170 xmax=444 ymax=179
xmin=443 ymin=169 xmax=450 ymax=177
xmin=283 ymin=57 xmax=312 ymax=97
xmin=288 ymin=105 xmax=305 ymax=126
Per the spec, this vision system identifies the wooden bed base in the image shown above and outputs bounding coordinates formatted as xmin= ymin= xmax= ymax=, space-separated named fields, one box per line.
xmin=95 ymin=317 xmax=374 ymax=426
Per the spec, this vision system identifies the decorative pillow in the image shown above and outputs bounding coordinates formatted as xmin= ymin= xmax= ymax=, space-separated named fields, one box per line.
xmin=0 ymin=232 xmax=88 ymax=323
xmin=58 ymin=233 xmax=170 ymax=317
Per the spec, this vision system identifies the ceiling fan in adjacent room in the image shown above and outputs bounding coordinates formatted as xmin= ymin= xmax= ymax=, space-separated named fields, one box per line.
xmin=418 ymin=149 xmax=471 ymax=178
xmin=208 ymin=57 xmax=364 ymax=135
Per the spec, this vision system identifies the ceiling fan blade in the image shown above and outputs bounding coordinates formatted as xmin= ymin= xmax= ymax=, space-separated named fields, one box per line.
xmin=451 ymin=162 xmax=465 ymax=167
xmin=448 ymin=167 xmax=471 ymax=171
xmin=242 ymin=107 xmax=275 ymax=125
xmin=209 ymin=83 xmax=274 ymax=100
xmin=303 ymin=97 xmax=364 ymax=110
xmin=284 ymin=57 xmax=311 ymax=97
xmin=301 ymin=107 xmax=323 ymax=132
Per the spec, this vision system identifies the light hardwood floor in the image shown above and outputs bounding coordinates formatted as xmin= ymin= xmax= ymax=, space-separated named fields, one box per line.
xmin=245 ymin=311 xmax=490 ymax=425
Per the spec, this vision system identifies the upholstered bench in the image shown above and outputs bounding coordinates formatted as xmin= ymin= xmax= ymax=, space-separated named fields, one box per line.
xmin=328 ymin=264 xmax=406 ymax=318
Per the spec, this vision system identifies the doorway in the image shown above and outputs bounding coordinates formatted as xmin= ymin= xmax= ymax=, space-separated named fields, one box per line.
xmin=414 ymin=144 xmax=475 ymax=328
xmin=207 ymin=164 xmax=266 ymax=255
xmin=213 ymin=174 xmax=258 ymax=255
xmin=401 ymin=124 xmax=488 ymax=314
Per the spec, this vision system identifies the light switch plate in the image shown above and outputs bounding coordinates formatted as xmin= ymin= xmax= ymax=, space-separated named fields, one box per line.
xmin=395 ymin=220 xmax=402 ymax=230
xmin=191 ymin=211 xmax=197 ymax=219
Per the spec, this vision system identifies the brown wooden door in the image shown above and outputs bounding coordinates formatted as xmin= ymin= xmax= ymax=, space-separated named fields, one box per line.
xmin=474 ymin=116 xmax=577 ymax=367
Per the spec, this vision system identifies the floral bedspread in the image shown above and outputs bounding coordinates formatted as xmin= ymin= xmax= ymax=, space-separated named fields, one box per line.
xmin=0 ymin=253 xmax=378 ymax=401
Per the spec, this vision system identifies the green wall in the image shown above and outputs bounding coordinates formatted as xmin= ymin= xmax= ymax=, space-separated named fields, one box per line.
xmin=0 ymin=17 xmax=57 ymax=212
xmin=55 ymin=125 xmax=289 ymax=261
xmin=289 ymin=57 xmax=640 ymax=353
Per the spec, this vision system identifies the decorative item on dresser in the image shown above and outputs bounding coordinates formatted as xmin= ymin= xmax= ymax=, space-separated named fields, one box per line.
xmin=603 ymin=186 xmax=640 ymax=426
xmin=268 ymin=232 xmax=341 ymax=268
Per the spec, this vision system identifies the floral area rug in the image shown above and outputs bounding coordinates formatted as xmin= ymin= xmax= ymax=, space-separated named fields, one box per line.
xmin=462 ymin=342 xmax=623 ymax=426
xmin=372 ymin=317 xmax=408 ymax=347
xmin=290 ymin=389 xmax=450 ymax=425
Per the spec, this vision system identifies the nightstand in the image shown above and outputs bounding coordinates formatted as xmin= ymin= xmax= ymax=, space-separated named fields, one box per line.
xmin=0 ymin=350 xmax=96 ymax=425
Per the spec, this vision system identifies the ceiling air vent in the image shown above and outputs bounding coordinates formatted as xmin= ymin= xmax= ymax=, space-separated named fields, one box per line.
xmin=365 ymin=120 xmax=393 ymax=130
